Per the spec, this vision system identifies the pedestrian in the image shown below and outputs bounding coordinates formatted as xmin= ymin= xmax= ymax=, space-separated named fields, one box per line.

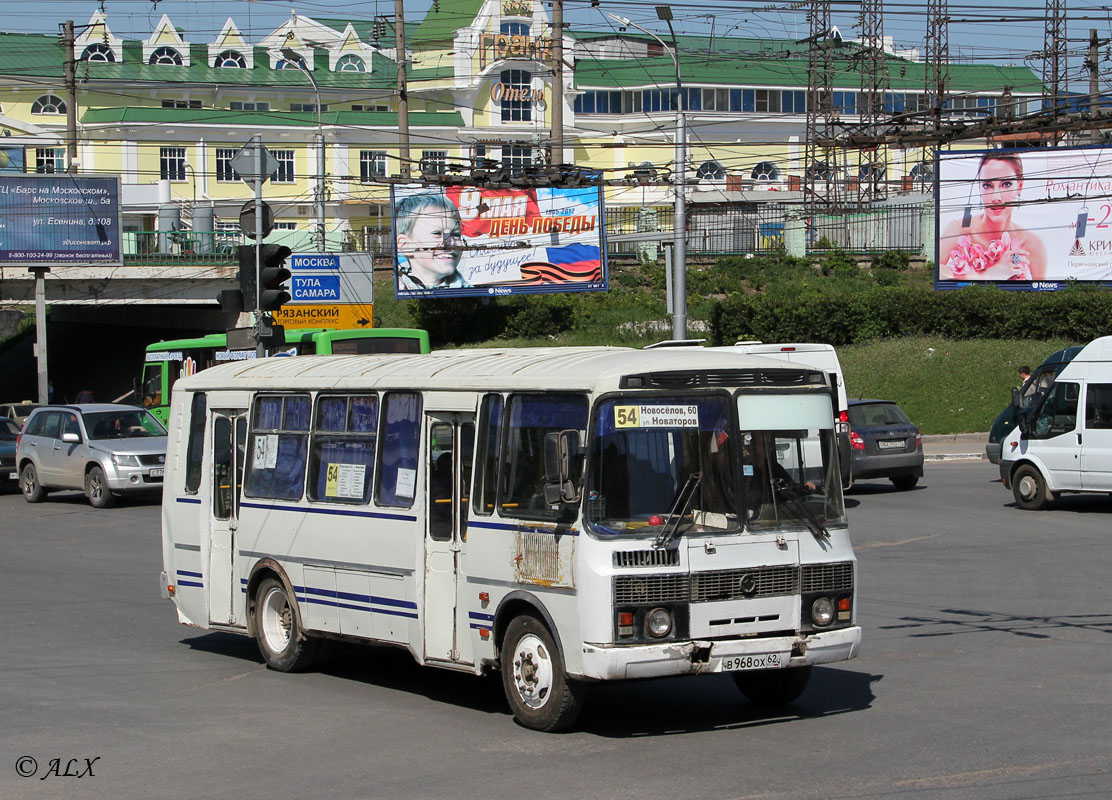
xmin=47 ymin=378 xmax=55 ymax=403
xmin=74 ymin=388 xmax=95 ymax=404
xmin=1017 ymin=365 xmax=1031 ymax=387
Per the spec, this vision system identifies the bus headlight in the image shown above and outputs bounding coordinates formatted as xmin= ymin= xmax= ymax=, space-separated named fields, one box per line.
xmin=811 ymin=596 xmax=835 ymax=627
xmin=645 ymin=607 xmax=673 ymax=638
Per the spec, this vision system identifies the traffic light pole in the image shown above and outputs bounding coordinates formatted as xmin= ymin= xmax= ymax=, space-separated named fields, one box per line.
xmin=254 ymin=148 xmax=265 ymax=359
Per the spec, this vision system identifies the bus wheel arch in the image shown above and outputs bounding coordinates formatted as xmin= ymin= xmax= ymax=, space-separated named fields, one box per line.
xmin=492 ymin=592 xmax=565 ymax=666
xmin=245 ymin=560 xmax=304 ymax=642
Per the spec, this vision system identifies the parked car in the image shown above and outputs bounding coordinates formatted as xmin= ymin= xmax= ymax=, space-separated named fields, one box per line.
xmin=0 ymin=417 xmax=19 ymax=486
xmin=847 ymin=399 xmax=924 ymax=490
xmin=0 ymin=402 xmax=41 ymax=428
xmin=16 ymin=404 xmax=167 ymax=508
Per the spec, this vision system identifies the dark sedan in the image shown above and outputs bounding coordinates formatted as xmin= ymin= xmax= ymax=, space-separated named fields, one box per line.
xmin=847 ymin=399 xmax=924 ymax=490
xmin=0 ymin=417 xmax=19 ymax=486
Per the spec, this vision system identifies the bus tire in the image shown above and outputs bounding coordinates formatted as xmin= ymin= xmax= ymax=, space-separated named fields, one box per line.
xmin=733 ymin=665 xmax=812 ymax=708
xmin=254 ymin=577 xmax=319 ymax=672
xmin=85 ymin=466 xmax=116 ymax=509
xmin=20 ymin=463 xmax=47 ymax=503
xmin=1012 ymin=464 xmax=1051 ymax=510
xmin=500 ymin=615 xmax=583 ymax=732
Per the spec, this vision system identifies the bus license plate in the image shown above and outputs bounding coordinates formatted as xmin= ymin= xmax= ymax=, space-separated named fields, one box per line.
xmin=722 ymin=653 xmax=785 ymax=671
xmin=878 ymin=439 xmax=905 ymax=450
xmin=148 ymin=468 xmax=164 ymax=478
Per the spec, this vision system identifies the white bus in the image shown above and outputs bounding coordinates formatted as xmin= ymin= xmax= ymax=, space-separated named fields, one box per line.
xmin=160 ymin=347 xmax=861 ymax=731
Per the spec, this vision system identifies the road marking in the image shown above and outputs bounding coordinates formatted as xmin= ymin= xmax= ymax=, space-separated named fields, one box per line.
xmin=856 ymin=533 xmax=942 ymax=548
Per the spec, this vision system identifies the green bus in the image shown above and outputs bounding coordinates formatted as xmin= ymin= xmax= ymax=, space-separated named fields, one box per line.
xmin=138 ymin=328 xmax=431 ymax=423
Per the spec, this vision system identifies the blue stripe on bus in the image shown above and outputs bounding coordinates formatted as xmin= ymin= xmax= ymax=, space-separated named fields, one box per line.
xmin=468 ymin=611 xmax=495 ymax=621
xmin=177 ymin=580 xmax=204 ymax=588
xmin=176 ymin=497 xmax=203 ymax=505
xmin=240 ymin=501 xmax=417 ymax=523
xmin=297 ymin=594 xmax=419 ymax=619
xmin=467 ymin=520 xmax=578 ymax=536
xmin=294 ymin=584 xmax=418 ymax=610
xmin=469 ymin=622 xmax=493 ymax=631
xmin=176 ymin=570 xmax=203 ymax=578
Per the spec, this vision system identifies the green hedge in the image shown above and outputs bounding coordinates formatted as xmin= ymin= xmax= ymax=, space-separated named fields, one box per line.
xmin=710 ymin=285 xmax=1112 ymax=346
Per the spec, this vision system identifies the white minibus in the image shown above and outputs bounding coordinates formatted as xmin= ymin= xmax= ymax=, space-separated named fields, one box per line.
xmin=160 ymin=347 xmax=861 ymax=730
xmin=1000 ymin=335 xmax=1112 ymax=509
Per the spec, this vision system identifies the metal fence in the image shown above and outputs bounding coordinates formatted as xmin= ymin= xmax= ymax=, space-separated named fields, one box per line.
xmin=807 ymin=203 xmax=923 ymax=254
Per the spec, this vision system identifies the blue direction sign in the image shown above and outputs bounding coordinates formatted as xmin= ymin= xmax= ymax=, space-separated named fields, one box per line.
xmin=285 ymin=252 xmax=374 ymax=305
xmin=0 ymin=175 xmax=122 ymax=266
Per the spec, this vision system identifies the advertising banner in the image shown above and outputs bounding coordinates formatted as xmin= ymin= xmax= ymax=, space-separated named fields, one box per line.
xmin=0 ymin=146 xmax=25 ymax=174
xmin=392 ymin=183 xmax=608 ymax=299
xmin=0 ymin=174 xmax=122 ymax=266
xmin=937 ymin=145 xmax=1112 ymax=290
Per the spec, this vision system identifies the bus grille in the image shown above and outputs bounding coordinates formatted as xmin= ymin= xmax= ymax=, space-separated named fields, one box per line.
xmin=801 ymin=562 xmax=854 ymax=593
xmin=613 ymin=549 xmax=681 ymax=568
xmin=614 ymin=562 xmax=854 ymax=606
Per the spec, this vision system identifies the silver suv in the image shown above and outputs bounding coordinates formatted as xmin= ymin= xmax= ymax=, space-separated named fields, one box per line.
xmin=16 ymin=404 xmax=167 ymax=508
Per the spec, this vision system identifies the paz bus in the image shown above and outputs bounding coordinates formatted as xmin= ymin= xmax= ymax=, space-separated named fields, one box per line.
xmin=159 ymin=347 xmax=861 ymax=731
xmin=138 ymin=328 xmax=430 ymax=424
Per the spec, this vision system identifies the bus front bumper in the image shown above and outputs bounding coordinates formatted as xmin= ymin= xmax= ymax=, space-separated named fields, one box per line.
xmin=579 ymin=626 xmax=862 ymax=681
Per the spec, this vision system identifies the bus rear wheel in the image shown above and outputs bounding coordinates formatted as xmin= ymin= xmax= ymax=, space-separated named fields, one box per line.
xmin=500 ymin=615 xmax=583 ymax=732
xmin=254 ymin=577 xmax=319 ymax=672
xmin=733 ymin=665 xmax=812 ymax=708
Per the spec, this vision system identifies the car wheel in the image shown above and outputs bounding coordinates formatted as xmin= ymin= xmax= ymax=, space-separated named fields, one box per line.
xmin=85 ymin=465 xmax=116 ymax=509
xmin=733 ymin=665 xmax=812 ymax=708
xmin=254 ymin=577 xmax=319 ymax=672
xmin=1012 ymin=464 xmax=1051 ymax=510
xmin=890 ymin=474 xmax=918 ymax=491
xmin=500 ymin=615 xmax=584 ymax=732
xmin=20 ymin=463 xmax=47 ymax=503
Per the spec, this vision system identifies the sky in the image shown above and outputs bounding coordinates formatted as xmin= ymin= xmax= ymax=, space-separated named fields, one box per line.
xmin=7 ymin=0 xmax=1112 ymax=91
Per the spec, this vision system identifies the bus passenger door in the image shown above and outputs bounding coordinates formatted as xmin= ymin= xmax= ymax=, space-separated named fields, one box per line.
xmin=209 ymin=409 xmax=247 ymax=626
xmin=423 ymin=414 xmax=475 ymax=663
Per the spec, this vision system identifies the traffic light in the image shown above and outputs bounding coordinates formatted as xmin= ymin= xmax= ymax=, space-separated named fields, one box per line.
xmin=237 ymin=244 xmax=258 ymax=309
xmin=258 ymin=243 xmax=293 ymax=312
xmin=216 ymin=288 xmax=244 ymax=313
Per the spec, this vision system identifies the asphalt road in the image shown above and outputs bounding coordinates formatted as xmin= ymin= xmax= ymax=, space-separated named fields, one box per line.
xmin=1 ymin=464 xmax=1110 ymax=800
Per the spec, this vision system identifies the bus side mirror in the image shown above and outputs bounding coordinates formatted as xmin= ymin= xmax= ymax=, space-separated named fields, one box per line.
xmin=543 ymin=429 xmax=581 ymax=505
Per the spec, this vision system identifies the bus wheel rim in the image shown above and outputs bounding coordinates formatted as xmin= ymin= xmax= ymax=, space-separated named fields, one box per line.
xmin=1018 ymin=474 xmax=1037 ymax=499
xmin=511 ymin=633 xmax=554 ymax=709
xmin=261 ymin=588 xmax=292 ymax=652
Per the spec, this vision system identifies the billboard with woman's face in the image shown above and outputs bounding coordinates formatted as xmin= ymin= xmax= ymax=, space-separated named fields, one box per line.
xmin=392 ymin=183 xmax=608 ymax=299
xmin=936 ymin=145 xmax=1112 ymax=289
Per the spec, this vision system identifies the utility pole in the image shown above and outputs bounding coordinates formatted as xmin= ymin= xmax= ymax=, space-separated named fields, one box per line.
xmin=395 ymin=0 xmax=411 ymax=179
xmin=1088 ymin=28 xmax=1102 ymax=144
xmin=858 ymin=0 xmax=886 ymax=206
xmin=1043 ymin=0 xmax=1067 ymax=128
xmin=62 ymin=20 xmax=77 ymax=173
xmin=549 ymin=0 xmax=564 ymax=165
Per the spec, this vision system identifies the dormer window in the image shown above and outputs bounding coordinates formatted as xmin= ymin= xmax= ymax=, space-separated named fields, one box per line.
xmin=751 ymin=161 xmax=780 ymax=181
xmin=215 ymin=50 xmax=246 ymax=68
xmin=500 ymin=22 xmax=530 ymax=36
xmin=149 ymin=46 xmax=183 ymax=66
xmin=336 ymin=54 xmax=365 ymax=73
xmin=80 ymin=43 xmax=116 ymax=62
xmin=31 ymin=94 xmax=66 ymax=115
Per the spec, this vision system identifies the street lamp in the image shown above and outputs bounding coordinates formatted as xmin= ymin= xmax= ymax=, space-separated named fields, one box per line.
xmin=281 ymin=48 xmax=327 ymax=253
xmin=607 ymin=7 xmax=687 ymax=340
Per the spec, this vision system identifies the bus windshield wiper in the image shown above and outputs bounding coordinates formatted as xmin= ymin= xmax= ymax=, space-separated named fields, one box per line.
xmin=773 ymin=477 xmax=829 ymax=539
xmin=654 ymin=471 xmax=702 ymax=549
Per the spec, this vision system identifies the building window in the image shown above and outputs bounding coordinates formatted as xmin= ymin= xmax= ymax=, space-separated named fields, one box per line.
xmin=229 ymin=101 xmax=269 ymax=112
xmin=351 ymin=104 xmax=388 ymax=112
xmin=290 ymin=103 xmax=328 ymax=113
xmin=271 ymin=150 xmax=294 ymax=183
xmin=215 ymin=50 xmax=246 ymax=68
xmin=360 ymin=150 xmax=387 ymax=182
xmin=500 ymin=69 xmax=532 ymax=122
xmin=272 ymin=222 xmax=297 ymax=230
xmin=695 ymin=160 xmax=726 ymax=182
xmin=35 ymin=148 xmax=64 ymax=174
xmin=751 ymin=161 xmax=780 ymax=181
xmin=215 ymin=148 xmax=238 ymax=182
xmin=31 ymin=94 xmax=66 ymax=115
xmin=80 ymin=44 xmax=115 ymax=62
xmin=420 ymin=150 xmax=447 ymax=176
xmin=702 ymin=88 xmax=731 ymax=112
xmin=500 ymin=22 xmax=530 ymax=36
xmin=149 ymin=46 xmax=183 ymax=66
xmin=832 ymin=91 xmax=857 ymax=115
xmin=502 ymin=145 xmax=533 ymax=175
xmin=160 ymin=147 xmax=186 ymax=182
xmin=336 ymin=54 xmax=365 ymax=72
xmin=781 ymin=90 xmax=806 ymax=114
xmin=161 ymin=99 xmax=202 ymax=109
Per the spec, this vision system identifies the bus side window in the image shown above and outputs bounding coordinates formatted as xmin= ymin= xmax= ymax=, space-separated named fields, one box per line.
xmin=141 ymin=363 xmax=163 ymax=407
xmin=473 ymin=394 xmax=503 ymax=516
xmin=376 ymin=392 xmax=422 ymax=508
xmin=1032 ymin=381 xmax=1079 ymax=439
xmin=243 ymin=394 xmax=311 ymax=501
xmin=500 ymin=394 xmax=588 ymax=521
xmin=184 ymin=393 xmax=206 ymax=494
xmin=1085 ymin=384 xmax=1112 ymax=429
xmin=308 ymin=394 xmax=379 ymax=504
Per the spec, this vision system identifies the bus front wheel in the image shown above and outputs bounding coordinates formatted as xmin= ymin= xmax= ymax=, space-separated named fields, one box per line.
xmin=500 ymin=615 xmax=583 ymax=732
xmin=254 ymin=578 xmax=319 ymax=672
xmin=1012 ymin=464 xmax=1051 ymax=510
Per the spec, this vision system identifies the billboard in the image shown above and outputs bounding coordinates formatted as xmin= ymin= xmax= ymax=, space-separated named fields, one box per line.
xmin=0 ymin=174 xmax=122 ymax=266
xmin=392 ymin=183 xmax=608 ymax=299
xmin=0 ymin=146 xmax=25 ymax=174
xmin=937 ymin=145 xmax=1112 ymax=290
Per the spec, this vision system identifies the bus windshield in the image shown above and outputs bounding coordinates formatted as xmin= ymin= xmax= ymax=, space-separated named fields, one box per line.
xmin=585 ymin=392 xmax=845 ymax=538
